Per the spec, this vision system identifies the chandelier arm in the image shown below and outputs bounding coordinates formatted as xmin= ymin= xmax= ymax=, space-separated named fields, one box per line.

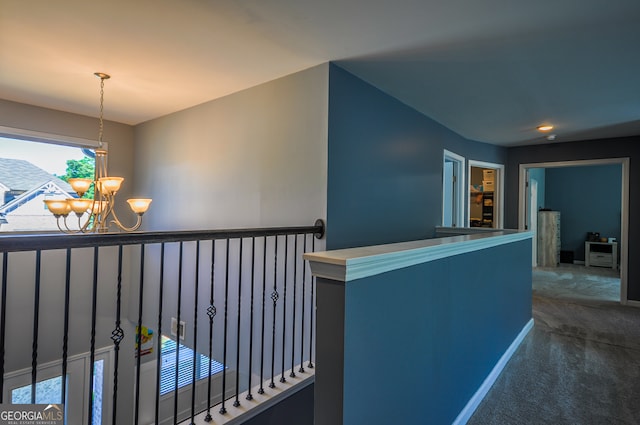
xmin=60 ymin=215 xmax=81 ymax=235
xmin=109 ymin=208 xmax=143 ymax=232
xmin=79 ymin=212 xmax=94 ymax=232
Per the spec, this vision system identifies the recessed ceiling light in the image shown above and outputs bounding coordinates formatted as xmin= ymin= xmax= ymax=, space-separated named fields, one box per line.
xmin=537 ymin=124 xmax=554 ymax=132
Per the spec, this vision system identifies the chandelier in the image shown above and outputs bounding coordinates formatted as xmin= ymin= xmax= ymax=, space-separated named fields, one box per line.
xmin=44 ymin=73 xmax=151 ymax=233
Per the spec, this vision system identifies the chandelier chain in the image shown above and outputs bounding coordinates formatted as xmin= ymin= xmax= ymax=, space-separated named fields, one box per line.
xmin=98 ymin=77 xmax=105 ymax=146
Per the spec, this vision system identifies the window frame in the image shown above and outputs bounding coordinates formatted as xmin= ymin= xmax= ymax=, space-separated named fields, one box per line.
xmin=0 ymin=126 xmax=102 ymax=234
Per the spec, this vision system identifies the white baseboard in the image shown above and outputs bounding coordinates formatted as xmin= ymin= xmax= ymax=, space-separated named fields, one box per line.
xmin=452 ymin=318 xmax=534 ymax=425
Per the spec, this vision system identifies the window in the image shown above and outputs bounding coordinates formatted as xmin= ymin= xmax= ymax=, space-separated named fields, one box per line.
xmin=11 ymin=375 xmax=63 ymax=404
xmin=159 ymin=335 xmax=224 ymax=396
xmin=9 ymin=358 xmax=104 ymax=425
xmin=0 ymin=132 xmax=97 ymax=232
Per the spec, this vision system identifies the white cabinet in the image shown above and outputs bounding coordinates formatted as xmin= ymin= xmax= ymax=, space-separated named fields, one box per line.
xmin=537 ymin=211 xmax=561 ymax=267
xmin=585 ymin=241 xmax=617 ymax=269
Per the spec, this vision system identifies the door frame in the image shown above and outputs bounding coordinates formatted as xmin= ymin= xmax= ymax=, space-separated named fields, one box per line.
xmin=443 ymin=150 xmax=465 ymax=228
xmin=2 ymin=347 xmax=114 ymax=424
xmin=467 ymin=160 xmax=504 ymax=228
xmin=518 ymin=158 xmax=631 ymax=305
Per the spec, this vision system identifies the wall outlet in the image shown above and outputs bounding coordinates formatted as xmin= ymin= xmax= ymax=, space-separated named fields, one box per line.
xmin=171 ymin=317 xmax=186 ymax=340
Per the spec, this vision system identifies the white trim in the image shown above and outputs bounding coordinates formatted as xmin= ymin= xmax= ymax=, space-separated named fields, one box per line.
xmin=305 ymin=230 xmax=533 ymax=283
xmin=518 ymin=158 xmax=629 ymax=305
xmin=468 ymin=160 xmax=504 ymax=228
xmin=443 ymin=150 xmax=466 ymax=228
xmin=179 ymin=365 xmax=315 ymax=425
xmin=0 ymin=125 xmax=101 ymax=149
xmin=452 ymin=318 xmax=534 ymax=425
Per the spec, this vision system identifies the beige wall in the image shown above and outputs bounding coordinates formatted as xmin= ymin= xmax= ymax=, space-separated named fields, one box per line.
xmin=134 ymin=64 xmax=329 ymax=231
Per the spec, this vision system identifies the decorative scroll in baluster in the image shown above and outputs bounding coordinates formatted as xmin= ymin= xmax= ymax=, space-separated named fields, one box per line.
xmin=204 ymin=240 xmax=216 ymax=422
xmin=269 ymin=236 xmax=279 ymax=389
xmin=246 ymin=237 xmax=256 ymax=401
xmin=219 ymin=239 xmax=230 ymax=415
xmin=111 ymin=246 xmax=125 ymax=425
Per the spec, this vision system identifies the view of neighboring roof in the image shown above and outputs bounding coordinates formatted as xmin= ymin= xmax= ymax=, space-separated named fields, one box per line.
xmin=0 ymin=157 xmax=73 ymax=192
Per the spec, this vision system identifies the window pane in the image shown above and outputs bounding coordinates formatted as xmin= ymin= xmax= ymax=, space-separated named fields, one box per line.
xmin=0 ymin=136 xmax=95 ymax=232
xmin=11 ymin=375 xmax=63 ymax=404
xmin=93 ymin=359 xmax=104 ymax=425
xmin=159 ymin=335 xmax=224 ymax=396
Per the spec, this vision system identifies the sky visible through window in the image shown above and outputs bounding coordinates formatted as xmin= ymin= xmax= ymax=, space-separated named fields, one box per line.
xmin=0 ymin=136 xmax=88 ymax=176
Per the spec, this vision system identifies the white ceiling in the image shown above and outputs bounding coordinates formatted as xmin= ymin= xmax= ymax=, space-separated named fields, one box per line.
xmin=2 ymin=0 xmax=639 ymax=146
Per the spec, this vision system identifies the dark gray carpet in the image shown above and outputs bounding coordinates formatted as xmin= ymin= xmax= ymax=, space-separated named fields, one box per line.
xmin=468 ymin=266 xmax=640 ymax=425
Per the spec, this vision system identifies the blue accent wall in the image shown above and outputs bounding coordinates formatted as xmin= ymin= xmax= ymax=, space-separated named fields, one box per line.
xmin=505 ymin=137 xmax=640 ymax=301
xmin=545 ymin=164 xmax=621 ymax=261
xmin=342 ymin=239 xmax=532 ymax=424
xmin=327 ymin=64 xmax=506 ymax=250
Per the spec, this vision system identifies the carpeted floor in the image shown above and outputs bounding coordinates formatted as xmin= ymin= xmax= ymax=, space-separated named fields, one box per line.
xmin=468 ymin=265 xmax=640 ymax=425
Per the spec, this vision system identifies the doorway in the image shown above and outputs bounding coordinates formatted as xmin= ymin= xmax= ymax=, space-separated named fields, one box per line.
xmin=442 ymin=150 xmax=465 ymax=228
xmin=518 ymin=158 xmax=630 ymax=304
xmin=468 ymin=160 xmax=504 ymax=228
xmin=2 ymin=349 xmax=112 ymax=424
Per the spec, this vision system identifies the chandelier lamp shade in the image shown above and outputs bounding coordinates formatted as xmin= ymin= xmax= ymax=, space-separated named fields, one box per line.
xmin=44 ymin=72 xmax=152 ymax=233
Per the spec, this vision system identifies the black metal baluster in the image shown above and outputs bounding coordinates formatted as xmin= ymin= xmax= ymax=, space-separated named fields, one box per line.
xmin=299 ymin=235 xmax=308 ymax=374
xmin=219 ymin=239 xmax=230 ymax=415
xmin=173 ymin=242 xmax=184 ymax=425
xmin=0 ymin=253 xmax=7 ymax=402
xmin=280 ymin=235 xmax=288 ymax=383
xmin=111 ymin=246 xmax=125 ymax=425
xmin=155 ymin=243 xmax=166 ymax=425
xmin=290 ymin=234 xmax=298 ymax=377
xmin=269 ymin=236 xmax=279 ymax=389
xmin=257 ymin=237 xmax=267 ymax=395
xmin=308 ymin=237 xmax=315 ymax=369
xmin=190 ymin=241 xmax=200 ymax=425
xmin=204 ymin=240 xmax=216 ymax=422
xmin=61 ymin=249 xmax=71 ymax=408
xmin=88 ymin=246 xmax=99 ymax=424
xmin=246 ymin=237 xmax=256 ymax=401
xmin=233 ymin=239 xmax=243 ymax=407
xmin=134 ymin=245 xmax=146 ymax=425
xmin=30 ymin=250 xmax=42 ymax=404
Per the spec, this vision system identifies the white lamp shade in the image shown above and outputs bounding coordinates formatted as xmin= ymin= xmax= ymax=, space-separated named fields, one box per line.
xmin=127 ymin=198 xmax=152 ymax=214
xmin=44 ymin=199 xmax=71 ymax=215
xmin=98 ymin=177 xmax=124 ymax=194
xmin=67 ymin=198 xmax=93 ymax=214
xmin=68 ymin=178 xmax=93 ymax=195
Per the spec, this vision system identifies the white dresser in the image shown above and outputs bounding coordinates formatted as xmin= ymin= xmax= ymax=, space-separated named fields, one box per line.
xmin=585 ymin=241 xmax=618 ymax=269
